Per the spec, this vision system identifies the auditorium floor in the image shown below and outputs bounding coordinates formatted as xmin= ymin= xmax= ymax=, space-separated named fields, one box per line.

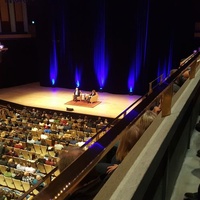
xmin=1 ymin=82 xmax=199 ymax=200
xmin=170 ymin=115 xmax=200 ymax=200
xmin=0 ymin=82 xmax=141 ymax=119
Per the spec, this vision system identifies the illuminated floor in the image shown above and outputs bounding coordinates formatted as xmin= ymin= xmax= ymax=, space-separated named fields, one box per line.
xmin=0 ymin=82 xmax=141 ymax=119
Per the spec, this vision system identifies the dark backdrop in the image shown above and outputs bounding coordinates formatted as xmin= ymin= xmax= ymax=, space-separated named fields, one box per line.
xmin=0 ymin=0 xmax=197 ymax=95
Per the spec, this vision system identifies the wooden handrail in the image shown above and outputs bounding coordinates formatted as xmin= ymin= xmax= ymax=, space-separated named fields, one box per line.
xmin=17 ymin=51 xmax=200 ymax=200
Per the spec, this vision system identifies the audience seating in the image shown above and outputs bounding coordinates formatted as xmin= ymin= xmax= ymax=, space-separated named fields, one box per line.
xmin=0 ymin=164 xmax=7 ymax=173
xmin=13 ymin=179 xmax=25 ymax=192
xmin=21 ymin=181 xmax=31 ymax=192
xmin=4 ymin=177 xmax=15 ymax=190
xmin=36 ymin=163 xmax=46 ymax=174
xmin=33 ymin=144 xmax=42 ymax=154
xmin=0 ymin=101 xmax=112 ymax=198
xmin=21 ymin=150 xmax=31 ymax=160
xmin=40 ymin=145 xmax=48 ymax=155
xmin=44 ymin=164 xmax=55 ymax=174
xmin=0 ymin=174 xmax=7 ymax=187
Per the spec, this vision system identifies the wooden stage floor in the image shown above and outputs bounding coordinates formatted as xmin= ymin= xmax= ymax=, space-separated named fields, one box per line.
xmin=0 ymin=83 xmax=141 ymax=119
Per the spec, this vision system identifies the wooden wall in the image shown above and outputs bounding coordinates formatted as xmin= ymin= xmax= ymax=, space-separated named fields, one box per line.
xmin=0 ymin=0 xmax=28 ymax=33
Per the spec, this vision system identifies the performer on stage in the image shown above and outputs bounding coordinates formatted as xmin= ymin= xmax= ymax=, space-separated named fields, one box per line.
xmin=73 ymin=87 xmax=81 ymax=101
xmin=86 ymin=89 xmax=96 ymax=102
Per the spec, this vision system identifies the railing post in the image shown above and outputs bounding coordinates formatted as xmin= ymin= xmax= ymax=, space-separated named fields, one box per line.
xmin=189 ymin=60 xmax=197 ymax=79
xmin=160 ymin=74 xmax=163 ymax=84
xmin=148 ymin=82 xmax=153 ymax=95
xmin=161 ymin=84 xmax=173 ymax=117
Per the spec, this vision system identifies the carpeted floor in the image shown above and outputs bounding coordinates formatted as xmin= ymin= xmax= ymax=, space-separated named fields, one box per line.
xmin=64 ymin=100 xmax=101 ymax=108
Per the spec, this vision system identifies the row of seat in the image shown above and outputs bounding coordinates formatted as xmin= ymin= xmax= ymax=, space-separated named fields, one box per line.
xmin=0 ymin=155 xmax=58 ymax=175
xmin=0 ymin=174 xmax=38 ymax=195
xmin=1 ymin=137 xmax=57 ymax=157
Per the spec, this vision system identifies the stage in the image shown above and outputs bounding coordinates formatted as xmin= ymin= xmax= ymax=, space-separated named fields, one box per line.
xmin=0 ymin=83 xmax=141 ymax=119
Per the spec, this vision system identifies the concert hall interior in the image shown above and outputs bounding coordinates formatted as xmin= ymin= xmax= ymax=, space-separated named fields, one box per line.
xmin=0 ymin=0 xmax=200 ymax=200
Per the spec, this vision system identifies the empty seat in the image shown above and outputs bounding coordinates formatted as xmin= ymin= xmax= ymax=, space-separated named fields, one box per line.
xmin=13 ymin=179 xmax=24 ymax=192
xmin=44 ymin=164 xmax=54 ymax=174
xmin=33 ymin=144 xmax=42 ymax=154
xmin=40 ymin=145 xmax=48 ymax=155
xmin=36 ymin=163 xmax=46 ymax=174
xmin=0 ymin=165 xmax=7 ymax=174
xmin=21 ymin=181 xmax=31 ymax=192
xmin=0 ymin=174 xmax=7 ymax=187
xmin=4 ymin=177 xmax=16 ymax=189
xmin=21 ymin=149 xmax=30 ymax=160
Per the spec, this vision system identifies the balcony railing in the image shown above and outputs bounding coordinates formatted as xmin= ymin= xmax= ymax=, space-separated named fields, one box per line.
xmin=18 ymin=51 xmax=200 ymax=200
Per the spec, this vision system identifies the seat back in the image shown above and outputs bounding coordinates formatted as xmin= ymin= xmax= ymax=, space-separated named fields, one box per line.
xmin=21 ymin=181 xmax=31 ymax=192
xmin=0 ymin=174 xmax=7 ymax=186
xmin=4 ymin=177 xmax=15 ymax=189
xmin=13 ymin=179 xmax=24 ymax=192
xmin=90 ymin=92 xmax=98 ymax=103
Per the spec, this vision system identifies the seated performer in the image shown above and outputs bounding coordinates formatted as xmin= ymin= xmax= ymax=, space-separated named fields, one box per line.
xmin=86 ymin=89 xmax=96 ymax=102
xmin=73 ymin=87 xmax=81 ymax=101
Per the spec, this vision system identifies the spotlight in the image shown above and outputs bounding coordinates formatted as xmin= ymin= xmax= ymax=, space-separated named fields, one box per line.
xmin=99 ymin=87 xmax=103 ymax=92
xmin=51 ymin=79 xmax=55 ymax=86
xmin=129 ymin=88 xmax=133 ymax=95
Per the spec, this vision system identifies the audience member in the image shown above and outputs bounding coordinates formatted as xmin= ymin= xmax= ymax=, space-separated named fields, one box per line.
xmin=6 ymin=147 xmax=19 ymax=157
xmin=57 ymin=147 xmax=84 ymax=172
xmin=69 ymin=137 xmax=77 ymax=145
xmin=25 ymin=163 xmax=37 ymax=174
xmin=0 ymin=155 xmax=7 ymax=165
xmin=13 ymin=133 xmax=20 ymax=141
xmin=14 ymin=170 xmax=24 ymax=180
xmin=3 ymin=167 xmax=14 ymax=177
xmin=22 ymin=171 xmax=35 ymax=183
xmin=136 ymin=110 xmax=157 ymax=134
xmin=183 ymin=184 xmax=200 ymax=200
xmin=16 ymin=162 xmax=27 ymax=171
xmin=7 ymin=158 xmax=17 ymax=168
xmin=54 ymin=140 xmax=64 ymax=151
xmin=34 ymin=138 xmax=42 ymax=145
xmin=27 ymin=135 xmax=35 ymax=144
xmin=95 ymin=125 xmax=142 ymax=176
xmin=14 ymin=141 xmax=24 ymax=149
xmin=31 ymin=174 xmax=45 ymax=192
xmin=45 ymin=157 xmax=56 ymax=166
xmin=170 ymin=68 xmax=190 ymax=93
xmin=0 ymin=188 xmax=7 ymax=200
xmin=6 ymin=139 xmax=14 ymax=147
xmin=0 ymin=143 xmax=9 ymax=156
xmin=31 ymin=125 xmax=38 ymax=132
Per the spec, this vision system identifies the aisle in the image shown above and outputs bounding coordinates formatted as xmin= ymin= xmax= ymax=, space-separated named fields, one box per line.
xmin=170 ymin=116 xmax=200 ymax=200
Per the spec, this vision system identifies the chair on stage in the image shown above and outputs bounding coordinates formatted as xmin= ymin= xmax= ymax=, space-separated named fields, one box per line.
xmin=72 ymin=93 xmax=82 ymax=101
xmin=73 ymin=88 xmax=82 ymax=101
xmin=89 ymin=92 xmax=98 ymax=103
